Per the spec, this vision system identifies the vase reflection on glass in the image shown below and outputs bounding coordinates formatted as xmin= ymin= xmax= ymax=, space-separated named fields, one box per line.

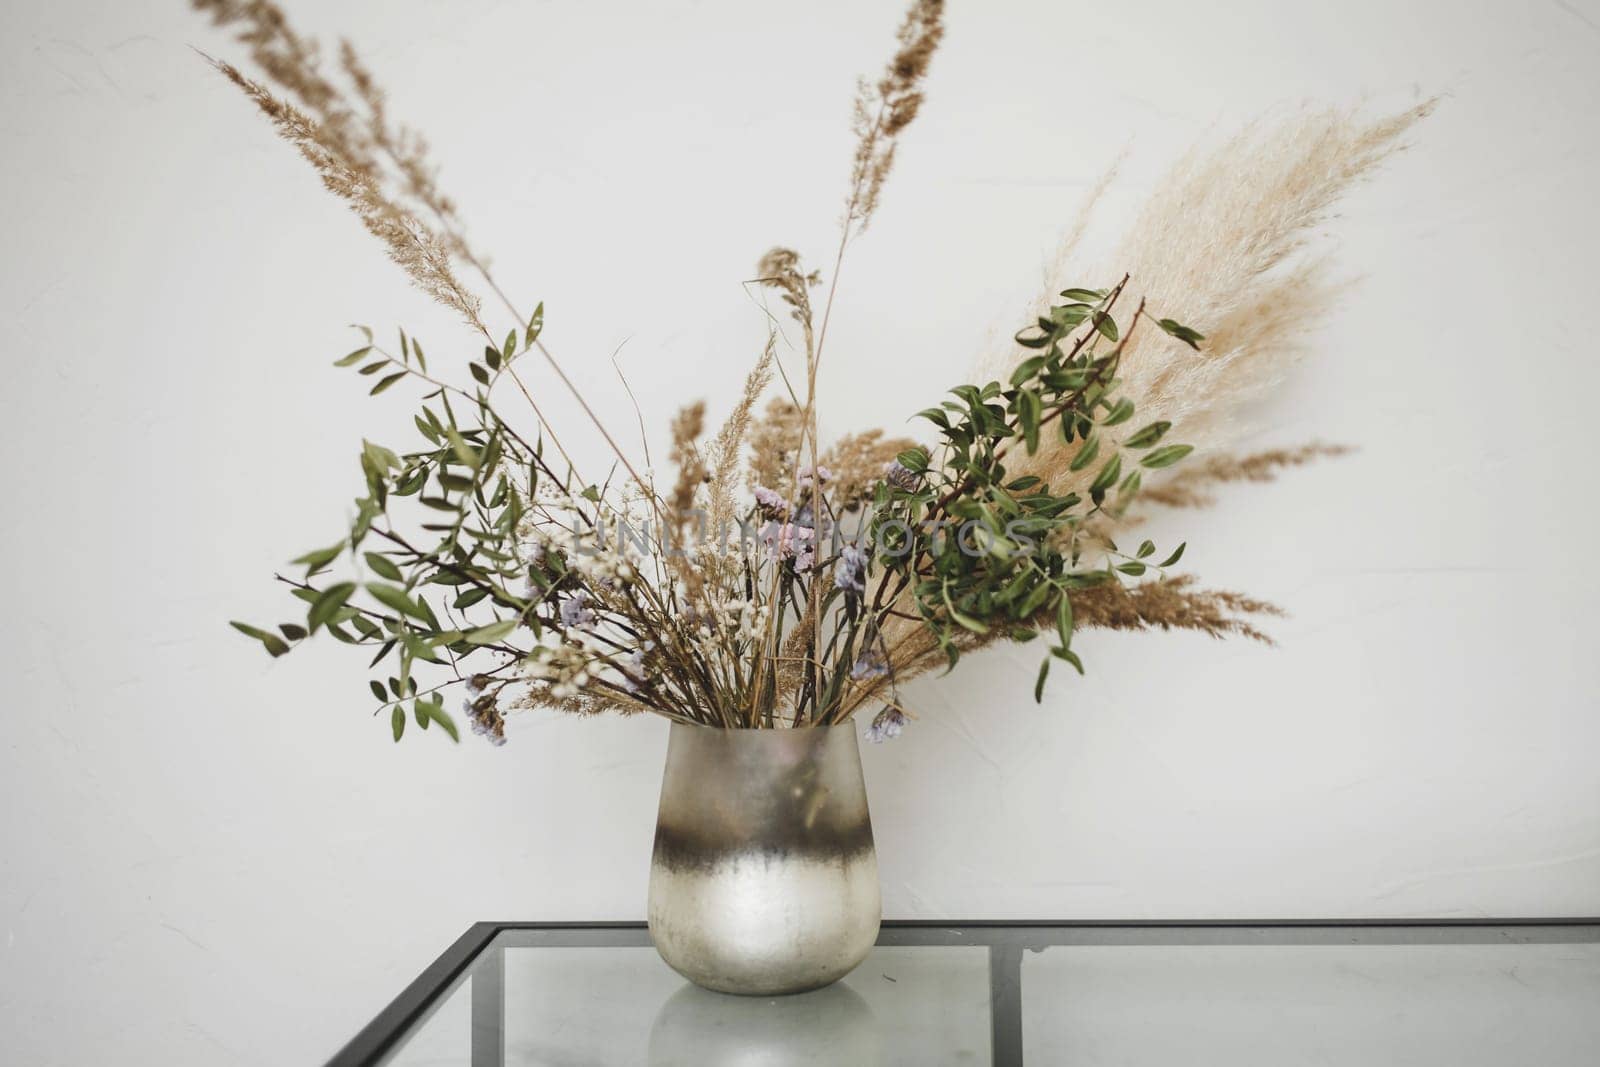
xmin=647 ymin=723 xmax=881 ymax=995
xmin=648 ymin=981 xmax=882 ymax=1065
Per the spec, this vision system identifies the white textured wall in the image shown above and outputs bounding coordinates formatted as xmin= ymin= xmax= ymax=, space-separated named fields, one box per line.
xmin=2 ymin=0 xmax=1597 ymax=1063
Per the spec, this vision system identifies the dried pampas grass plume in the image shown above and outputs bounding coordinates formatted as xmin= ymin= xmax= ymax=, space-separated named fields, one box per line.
xmin=193 ymin=0 xmax=488 ymax=329
xmin=667 ymin=401 xmax=708 ymax=528
xmin=846 ymin=0 xmax=945 ymax=232
xmin=989 ymin=100 xmax=1435 ymax=497
xmin=821 ymin=429 xmax=921 ymax=508
xmin=1138 ymin=442 xmax=1353 ymax=510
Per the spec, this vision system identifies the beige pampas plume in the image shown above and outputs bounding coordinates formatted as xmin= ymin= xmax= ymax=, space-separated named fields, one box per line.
xmin=1137 ymin=442 xmax=1354 ymax=510
xmin=990 ymin=100 xmax=1435 ymax=497
xmin=704 ymin=336 xmax=777 ymax=537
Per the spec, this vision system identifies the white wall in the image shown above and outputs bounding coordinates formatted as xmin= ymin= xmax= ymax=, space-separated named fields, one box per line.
xmin=1 ymin=0 xmax=1596 ymax=1063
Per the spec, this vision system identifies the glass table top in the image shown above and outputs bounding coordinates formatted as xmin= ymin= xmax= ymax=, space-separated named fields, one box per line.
xmin=334 ymin=921 xmax=1600 ymax=1066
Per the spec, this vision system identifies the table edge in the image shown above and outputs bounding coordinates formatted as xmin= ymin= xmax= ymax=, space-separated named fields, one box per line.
xmin=323 ymin=916 xmax=1600 ymax=1066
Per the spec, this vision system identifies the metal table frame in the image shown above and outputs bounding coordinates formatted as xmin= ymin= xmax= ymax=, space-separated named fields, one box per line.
xmin=326 ymin=918 xmax=1600 ymax=1066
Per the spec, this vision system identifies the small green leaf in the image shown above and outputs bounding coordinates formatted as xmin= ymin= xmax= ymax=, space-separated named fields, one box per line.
xmin=1124 ymin=421 xmax=1171 ymax=449
xmin=1009 ymin=356 xmax=1046 ymax=388
xmin=309 ymin=582 xmax=357 ymax=632
xmin=1157 ymin=318 xmax=1205 ymax=350
xmin=1116 ymin=561 xmax=1146 ymax=576
xmin=1014 ymin=326 xmax=1053 ymax=349
xmin=1018 ymin=389 xmax=1041 ymax=454
xmin=278 ymin=623 xmax=308 ymax=642
xmin=1058 ymin=287 xmax=1105 ymax=302
xmin=445 ymin=429 xmax=480 ymax=470
xmin=230 ymin=621 xmax=290 ymax=657
xmin=524 ymin=302 xmax=545 ymax=347
xmin=1056 ymin=593 xmax=1074 ymax=649
xmin=1068 ymin=434 xmax=1100 ymax=472
xmin=423 ymin=701 xmax=461 ymax=742
xmin=366 ymin=583 xmax=429 ymax=621
xmin=465 ymin=619 xmax=518 ymax=645
xmin=370 ymin=680 xmax=387 ymax=701
xmin=1136 ymin=539 xmax=1155 ymax=559
xmin=334 ymin=346 xmax=372 ymax=367
xmin=364 ymin=552 xmax=404 ymax=582
xmin=391 ymin=705 xmax=405 ymax=742
xmin=1140 ymin=444 xmax=1194 ymax=469
xmin=1089 ymin=453 xmax=1123 ymax=495
xmin=895 ymin=448 xmax=929 ymax=474
xmin=1034 ymin=658 xmax=1050 ymax=702
xmin=370 ymin=371 xmax=406 ymax=395
xmin=1158 ymin=542 xmax=1186 ymax=568
xmin=941 ymin=585 xmax=989 ymax=634
xmin=362 ymin=439 xmax=400 ymax=473
xmin=292 ymin=540 xmax=345 ymax=573
xmin=1052 ymin=646 xmax=1085 ymax=675
xmin=1103 ymin=397 xmax=1135 ymax=426
xmin=502 ymin=329 xmax=517 ymax=362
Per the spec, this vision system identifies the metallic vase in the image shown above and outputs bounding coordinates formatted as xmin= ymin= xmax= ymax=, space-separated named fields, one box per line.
xmin=647 ymin=723 xmax=881 ymax=996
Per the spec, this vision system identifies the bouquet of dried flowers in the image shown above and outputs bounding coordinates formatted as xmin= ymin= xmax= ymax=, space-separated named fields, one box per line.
xmin=209 ymin=0 xmax=1427 ymax=744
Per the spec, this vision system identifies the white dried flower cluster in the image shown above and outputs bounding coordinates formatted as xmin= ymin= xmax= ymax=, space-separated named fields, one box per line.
xmin=724 ymin=597 xmax=771 ymax=641
xmin=568 ymin=529 xmax=636 ymax=583
xmin=526 ymin=643 xmax=599 ymax=699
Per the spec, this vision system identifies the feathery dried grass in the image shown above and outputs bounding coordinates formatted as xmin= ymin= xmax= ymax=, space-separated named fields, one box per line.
xmin=667 ymin=402 xmax=708 ymax=529
xmin=704 ymin=336 xmax=777 ymax=536
xmin=839 ymin=573 xmax=1280 ymax=718
xmin=194 ymin=0 xmax=486 ymax=327
xmin=512 ymin=686 xmax=655 ymax=719
xmin=1069 ymin=576 xmax=1281 ymax=644
xmin=846 ymin=0 xmax=944 ymax=231
xmin=747 ymin=398 xmax=808 ymax=493
xmin=821 ymin=429 xmax=921 ymax=508
xmin=988 ymin=101 xmax=1434 ymax=498
xmin=1138 ymin=442 xmax=1352 ymax=509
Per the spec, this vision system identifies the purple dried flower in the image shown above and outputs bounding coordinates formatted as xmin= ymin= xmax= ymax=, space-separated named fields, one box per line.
xmin=462 ymin=674 xmax=506 ymax=746
xmin=850 ymin=645 xmax=890 ymax=681
xmin=834 ymin=544 xmax=867 ymax=594
xmin=620 ymin=641 xmax=654 ymax=694
xmin=753 ymin=485 xmax=790 ymax=518
xmin=884 ymin=458 xmax=922 ymax=492
xmin=559 ymin=590 xmax=595 ymax=630
xmin=865 ymin=707 xmax=905 ymax=743
xmin=798 ymin=464 xmax=833 ymax=490
xmin=760 ymin=520 xmax=816 ymax=571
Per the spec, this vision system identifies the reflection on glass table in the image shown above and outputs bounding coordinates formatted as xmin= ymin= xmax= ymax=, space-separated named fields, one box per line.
xmin=330 ymin=920 xmax=1600 ymax=1066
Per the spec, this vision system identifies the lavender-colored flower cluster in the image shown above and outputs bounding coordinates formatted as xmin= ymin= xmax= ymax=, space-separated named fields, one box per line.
xmin=834 ymin=543 xmax=867 ymax=594
xmin=883 ymin=458 xmax=921 ymax=492
xmin=752 ymin=485 xmax=790 ymax=518
xmin=865 ymin=706 xmax=905 ymax=743
xmin=462 ymin=675 xmax=507 ymax=747
xmin=797 ymin=464 xmax=833 ymax=490
xmin=559 ymin=590 xmax=595 ymax=630
xmin=760 ymin=520 xmax=816 ymax=572
xmin=850 ymin=644 xmax=889 ymax=681
xmin=620 ymin=642 xmax=653 ymax=694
